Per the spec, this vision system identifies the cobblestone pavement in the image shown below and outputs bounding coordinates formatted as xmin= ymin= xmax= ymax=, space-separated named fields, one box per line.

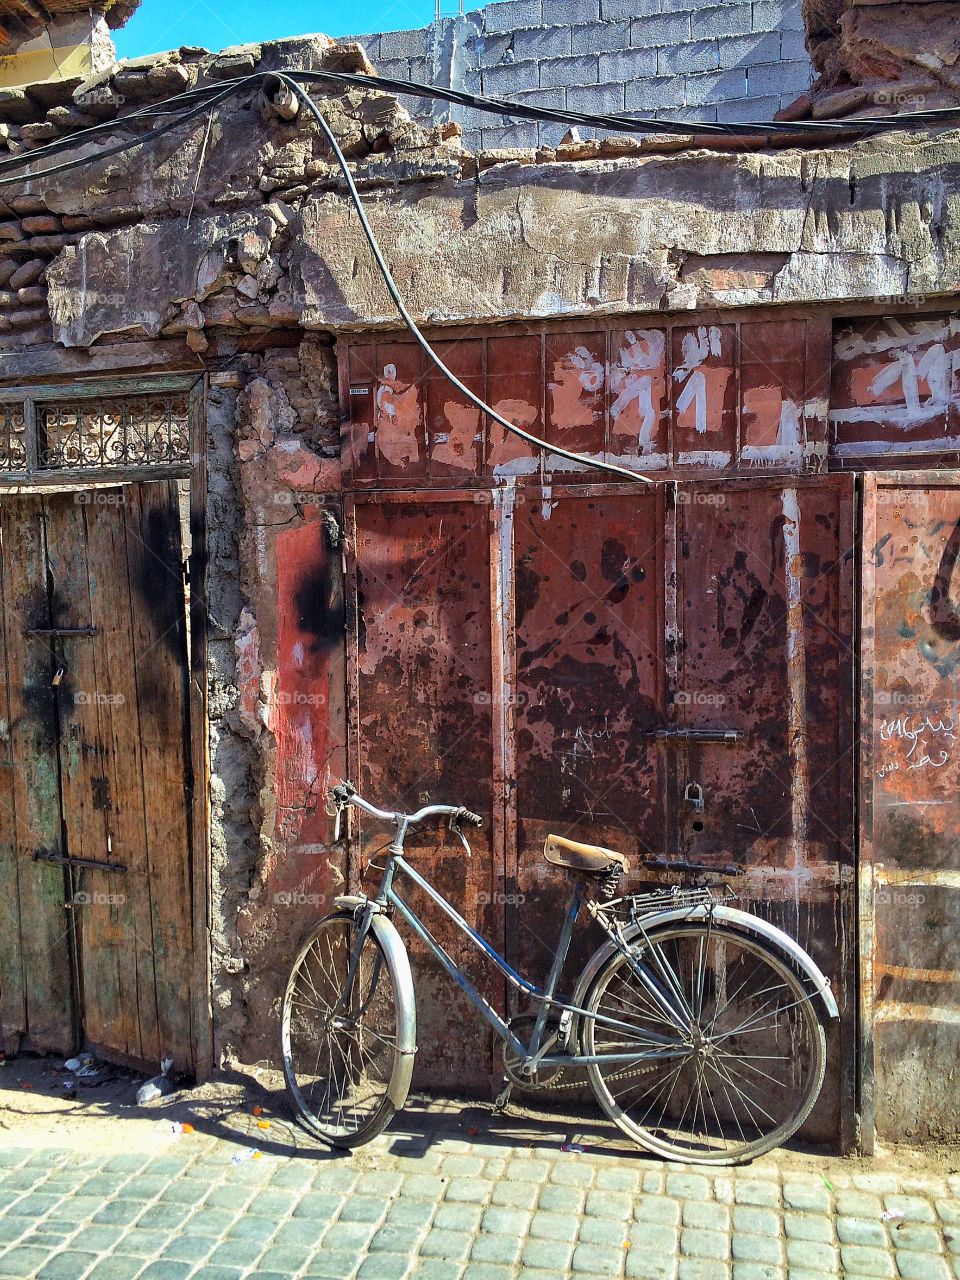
xmin=0 ymin=1089 xmax=958 ymax=1280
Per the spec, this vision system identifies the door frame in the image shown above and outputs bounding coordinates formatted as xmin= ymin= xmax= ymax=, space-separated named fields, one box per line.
xmin=0 ymin=373 xmax=213 ymax=1079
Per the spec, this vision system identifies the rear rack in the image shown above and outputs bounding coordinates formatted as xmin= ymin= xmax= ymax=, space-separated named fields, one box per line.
xmin=596 ymin=882 xmax=736 ymax=927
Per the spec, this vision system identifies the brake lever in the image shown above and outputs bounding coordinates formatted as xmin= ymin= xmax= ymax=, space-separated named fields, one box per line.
xmin=449 ymin=814 xmax=472 ymax=857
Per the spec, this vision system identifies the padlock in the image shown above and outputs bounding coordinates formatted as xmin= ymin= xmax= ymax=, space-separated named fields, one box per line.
xmin=683 ymin=781 xmax=704 ymax=813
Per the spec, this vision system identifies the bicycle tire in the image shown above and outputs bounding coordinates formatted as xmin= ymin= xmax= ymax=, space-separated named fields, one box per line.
xmin=581 ymin=921 xmax=827 ymax=1164
xmin=281 ymin=910 xmax=412 ymax=1147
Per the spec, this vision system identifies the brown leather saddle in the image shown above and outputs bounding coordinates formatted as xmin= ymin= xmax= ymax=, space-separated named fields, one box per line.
xmin=543 ymin=834 xmax=629 ymax=879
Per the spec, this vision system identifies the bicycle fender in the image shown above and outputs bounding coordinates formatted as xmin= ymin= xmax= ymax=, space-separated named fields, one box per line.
xmin=570 ymin=904 xmax=839 ymax=1028
xmin=331 ymin=899 xmax=418 ymax=1108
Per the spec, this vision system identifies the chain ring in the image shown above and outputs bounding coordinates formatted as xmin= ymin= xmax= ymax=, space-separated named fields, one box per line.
xmin=502 ymin=1016 xmax=672 ymax=1094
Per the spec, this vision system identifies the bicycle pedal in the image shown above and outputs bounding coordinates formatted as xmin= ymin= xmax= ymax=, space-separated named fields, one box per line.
xmin=492 ymin=1081 xmax=514 ymax=1114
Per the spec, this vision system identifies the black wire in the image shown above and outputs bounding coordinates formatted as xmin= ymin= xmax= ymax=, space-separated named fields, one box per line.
xmin=275 ymin=72 xmax=653 ymax=485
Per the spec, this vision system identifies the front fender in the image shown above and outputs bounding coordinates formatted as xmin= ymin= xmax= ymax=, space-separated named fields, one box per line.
xmin=332 ymin=898 xmax=417 ymax=1107
xmin=569 ymin=903 xmax=838 ymax=1044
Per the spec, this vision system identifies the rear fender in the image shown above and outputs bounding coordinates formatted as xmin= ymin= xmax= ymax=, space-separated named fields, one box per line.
xmin=566 ymin=903 xmax=838 ymax=1049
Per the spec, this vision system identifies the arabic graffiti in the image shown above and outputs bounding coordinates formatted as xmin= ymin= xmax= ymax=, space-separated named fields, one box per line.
xmin=878 ymin=713 xmax=956 ymax=776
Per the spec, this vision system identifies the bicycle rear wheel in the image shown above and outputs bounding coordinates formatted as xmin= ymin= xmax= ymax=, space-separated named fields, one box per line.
xmin=582 ymin=922 xmax=827 ymax=1164
xmin=281 ymin=911 xmax=410 ymax=1147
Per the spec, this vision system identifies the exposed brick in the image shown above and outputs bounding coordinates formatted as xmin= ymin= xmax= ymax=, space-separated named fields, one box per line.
xmin=379 ymin=28 xmax=428 ymax=59
xmin=752 ymin=0 xmax=806 ymax=32
xmin=657 ymin=39 xmax=720 ymax=75
xmin=566 ymin=81 xmax=626 ymax=113
xmin=481 ymin=59 xmax=541 ymax=96
xmin=598 ymin=46 xmax=658 ymax=81
xmin=570 ymin=19 xmax=631 ymax=54
xmin=629 ymin=11 xmax=691 ymax=47
xmin=624 ymin=74 xmax=687 ymax=110
xmin=539 ymin=53 xmax=600 ymax=88
xmin=483 ymin=0 xmax=543 ymax=34
xmin=716 ymin=30 xmax=781 ymax=67
xmin=542 ymin=0 xmax=601 ymax=22
xmin=693 ymin=3 xmax=753 ymax=39
xmin=747 ymin=59 xmax=812 ymax=96
xmin=512 ymin=25 xmax=573 ymax=60
xmin=685 ymin=67 xmax=748 ymax=105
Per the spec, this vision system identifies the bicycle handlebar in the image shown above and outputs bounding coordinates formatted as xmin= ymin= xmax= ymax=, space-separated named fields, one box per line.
xmin=330 ymin=781 xmax=484 ymax=832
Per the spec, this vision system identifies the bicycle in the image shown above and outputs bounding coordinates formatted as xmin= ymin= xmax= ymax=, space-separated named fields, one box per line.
xmin=281 ymin=781 xmax=838 ymax=1165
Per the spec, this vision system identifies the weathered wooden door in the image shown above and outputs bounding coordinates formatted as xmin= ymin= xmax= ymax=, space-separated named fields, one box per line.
xmin=0 ymin=481 xmax=197 ymax=1071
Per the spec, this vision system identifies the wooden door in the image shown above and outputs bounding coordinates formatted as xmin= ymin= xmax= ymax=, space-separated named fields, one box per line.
xmin=0 ymin=481 xmax=197 ymax=1072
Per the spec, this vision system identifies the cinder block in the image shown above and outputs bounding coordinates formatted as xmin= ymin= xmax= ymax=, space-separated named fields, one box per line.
xmin=752 ymin=0 xmax=805 ymax=32
xmin=357 ymin=35 xmax=381 ymax=61
xmin=675 ymin=102 xmax=719 ymax=123
xmin=539 ymin=53 xmax=600 ymax=87
xmin=482 ymin=59 xmax=541 ymax=96
xmin=379 ymin=27 xmax=429 ymax=60
xmin=684 ymin=66 xmax=748 ymax=105
xmin=746 ymin=59 xmax=812 ymax=96
xmin=717 ymin=93 xmax=781 ymax=121
xmin=779 ymin=29 xmax=810 ymax=61
xmin=512 ymin=25 xmax=573 ymax=61
xmin=479 ymin=32 xmax=513 ymax=63
xmin=624 ymin=74 xmax=688 ymax=110
xmin=571 ymin=19 xmax=631 ymax=54
xmin=716 ymin=30 xmax=781 ymax=68
xmin=483 ymin=0 xmax=543 ymax=35
xmin=567 ymin=80 xmax=626 ymax=113
xmin=629 ymin=11 xmax=691 ymax=47
xmin=510 ymin=85 xmax=567 ymax=109
xmin=657 ymin=38 xmax=720 ymax=75
xmin=542 ymin=0 xmax=601 ymax=23
xmin=599 ymin=46 xmax=657 ymax=81
xmin=693 ymin=3 xmax=753 ymax=39
xmin=601 ymin=0 xmax=661 ymax=17
xmin=479 ymin=121 xmax=540 ymax=149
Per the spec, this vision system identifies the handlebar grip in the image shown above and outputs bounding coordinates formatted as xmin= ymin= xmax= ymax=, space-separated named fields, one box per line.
xmin=458 ymin=809 xmax=484 ymax=828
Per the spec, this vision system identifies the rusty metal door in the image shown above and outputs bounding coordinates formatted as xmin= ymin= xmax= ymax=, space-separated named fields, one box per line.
xmin=0 ymin=482 xmax=197 ymax=1071
xmin=860 ymin=473 xmax=960 ymax=1144
xmin=346 ymin=491 xmax=502 ymax=1087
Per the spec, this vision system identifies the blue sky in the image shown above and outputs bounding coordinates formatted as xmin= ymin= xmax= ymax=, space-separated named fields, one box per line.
xmin=115 ymin=0 xmax=462 ymax=59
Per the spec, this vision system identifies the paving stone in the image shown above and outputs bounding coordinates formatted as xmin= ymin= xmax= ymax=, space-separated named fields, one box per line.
xmin=677 ymin=1260 xmax=729 ymax=1280
xmin=206 ymin=1238 xmax=265 ymax=1267
xmin=419 ymin=1229 xmax=473 ymax=1261
xmin=893 ymin=1222 xmax=944 ymax=1251
xmin=782 ymin=1211 xmax=833 ymax=1243
xmin=667 ymin=1174 xmax=711 ymax=1201
xmin=572 ymin=1241 xmax=626 ymax=1273
xmin=191 ymin=1269 xmax=245 ymax=1280
xmin=469 ymin=1232 xmax=524 ymax=1264
xmin=785 ymin=1240 xmax=838 ymax=1272
xmin=137 ymin=1264 xmax=192 ymax=1280
xmin=84 ymin=1257 xmax=147 ymax=1280
xmin=530 ymin=1210 xmax=579 ymax=1242
xmin=730 ymin=1232 xmax=782 ymax=1264
xmin=538 ymin=1185 xmax=586 ymax=1213
xmin=836 ymin=1216 xmax=887 ymax=1247
xmin=681 ymin=1228 xmax=729 ymax=1260
xmin=629 ymin=1220 xmax=680 ymax=1252
xmin=580 ymin=1216 xmax=632 ymax=1246
xmin=734 ymin=1182 xmax=780 ymax=1209
xmin=883 ymin=1195 xmax=937 ymax=1223
xmin=304 ymin=1250 xmax=362 ymax=1277
xmin=340 ymin=1196 xmax=390 ymax=1223
xmin=322 ymin=1220 xmax=379 ymax=1251
xmin=683 ymin=1203 xmax=730 ymax=1233
xmin=838 ymin=1244 xmax=896 ymax=1276
xmin=585 ymin=1190 xmax=633 ymax=1220
xmin=835 ymin=1191 xmax=883 ymax=1217
xmin=895 ymin=1253 xmax=952 ymax=1280
xmin=522 ymin=1237 xmax=576 ymax=1269
xmin=36 ymin=1251 xmax=100 ymax=1280
xmin=635 ymin=1195 xmax=682 ymax=1225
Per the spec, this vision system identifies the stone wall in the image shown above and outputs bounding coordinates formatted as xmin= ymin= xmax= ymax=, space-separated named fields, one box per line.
xmin=350 ymin=0 xmax=814 ymax=150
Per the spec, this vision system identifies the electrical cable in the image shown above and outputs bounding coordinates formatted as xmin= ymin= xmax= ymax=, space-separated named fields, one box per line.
xmin=274 ymin=71 xmax=653 ymax=484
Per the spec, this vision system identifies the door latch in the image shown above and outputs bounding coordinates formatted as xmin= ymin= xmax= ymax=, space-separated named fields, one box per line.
xmin=683 ymin=781 xmax=705 ymax=813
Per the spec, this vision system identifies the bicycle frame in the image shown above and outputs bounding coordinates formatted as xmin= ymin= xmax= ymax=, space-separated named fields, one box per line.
xmin=340 ymin=792 xmax=693 ymax=1073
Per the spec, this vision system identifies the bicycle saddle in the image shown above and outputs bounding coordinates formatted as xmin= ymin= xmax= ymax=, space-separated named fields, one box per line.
xmin=543 ymin=835 xmax=629 ymax=876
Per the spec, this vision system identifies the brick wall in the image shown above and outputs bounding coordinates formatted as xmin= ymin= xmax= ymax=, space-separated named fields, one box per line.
xmin=348 ymin=0 xmax=813 ymax=150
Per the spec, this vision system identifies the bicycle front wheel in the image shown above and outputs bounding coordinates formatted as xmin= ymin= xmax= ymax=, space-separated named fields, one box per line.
xmin=281 ymin=911 xmax=411 ymax=1147
xmin=582 ymin=923 xmax=827 ymax=1164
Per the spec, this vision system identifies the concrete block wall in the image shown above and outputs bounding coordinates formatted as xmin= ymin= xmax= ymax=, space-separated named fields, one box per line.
xmin=349 ymin=0 xmax=813 ymax=150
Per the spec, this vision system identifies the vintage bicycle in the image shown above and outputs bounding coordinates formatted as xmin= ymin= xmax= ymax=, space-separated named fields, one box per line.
xmin=281 ymin=781 xmax=837 ymax=1165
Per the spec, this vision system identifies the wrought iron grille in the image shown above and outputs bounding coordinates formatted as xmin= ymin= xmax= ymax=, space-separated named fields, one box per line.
xmin=37 ymin=396 xmax=191 ymax=470
xmin=0 ymin=403 xmax=26 ymax=473
xmin=0 ymin=382 xmax=196 ymax=478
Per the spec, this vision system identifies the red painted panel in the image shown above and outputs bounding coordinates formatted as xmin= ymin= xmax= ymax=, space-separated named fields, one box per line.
xmin=830 ymin=314 xmax=960 ymax=464
xmin=485 ymin=334 xmax=540 ymax=474
xmin=608 ymin=328 xmax=669 ymax=462
xmin=740 ymin=319 xmax=807 ymax=465
xmin=544 ymin=332 xmax=606 ymax=455
xmin=373 ymin=342 xmax=428 ymax=481
xmin=346 ymin=344 xmax=377 ymax=482
xmin=672 ymin=323 xmax=737 ymax=466
xmin=425 ymin=339 xmax=484 ymax=480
